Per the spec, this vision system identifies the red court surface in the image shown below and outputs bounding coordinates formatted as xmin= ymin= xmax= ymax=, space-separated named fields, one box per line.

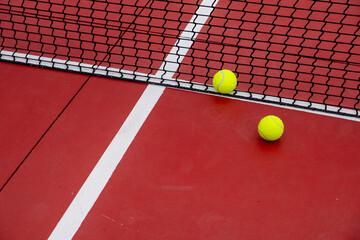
xmin=1 ymin=63 xmax=360 ymax=239
xmin=0 ymin=63 xmax=147 ymax=239
xmin=0 ymin=62 xmax=87 ymax=188
xmin=74 ymin=89 xmax=360 ymax=240
xmin=1 ymin=1 xmax=360 ymax=239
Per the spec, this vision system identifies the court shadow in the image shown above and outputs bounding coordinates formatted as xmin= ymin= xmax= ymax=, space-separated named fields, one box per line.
xmin=255 ymin=136 xmax=284 ymax=157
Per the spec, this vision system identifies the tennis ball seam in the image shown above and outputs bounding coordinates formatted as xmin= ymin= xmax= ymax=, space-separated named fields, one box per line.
xmin=216 ymin=70 xmax=225 ymax=92
xmin=270 ymin=115 xmax=284 ymax=129
xmin=258 ymin=129 xmax=270 ymax=141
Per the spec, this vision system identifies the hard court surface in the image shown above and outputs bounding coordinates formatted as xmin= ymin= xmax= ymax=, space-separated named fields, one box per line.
xmin=1 ymin=0 xmax=360 ymax=239
xmin=1 ymin=61 xmax=360 ymax=239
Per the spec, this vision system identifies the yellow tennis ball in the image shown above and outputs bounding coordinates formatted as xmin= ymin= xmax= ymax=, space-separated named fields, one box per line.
xmin=258 ymin=115 xmax=284 ymax=141
xmin=212 ymin=69 xmax=237 ymax=94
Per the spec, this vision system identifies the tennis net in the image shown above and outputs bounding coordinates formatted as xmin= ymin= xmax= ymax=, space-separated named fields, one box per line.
xmin=1 ymin=0 xmax=359 ymax=116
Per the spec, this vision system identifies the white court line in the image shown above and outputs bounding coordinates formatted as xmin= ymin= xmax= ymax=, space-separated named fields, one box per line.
xmin=155 ymin=0 xmax=217 ymax=79
xmin=47 ymin=0 xmax=218 ymax=239
xmin=48 ymin=85 xmax=164 ymax=240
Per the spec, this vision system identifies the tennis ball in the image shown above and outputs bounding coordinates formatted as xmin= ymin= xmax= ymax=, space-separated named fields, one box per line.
xmin=258 ymin=115 xmax=284 ymax=141
xmin=212 ymin=69 xmax=237 ymax=94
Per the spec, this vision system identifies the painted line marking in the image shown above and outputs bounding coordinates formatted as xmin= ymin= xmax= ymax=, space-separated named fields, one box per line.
xmin=48 ymin=0 xmax=218 ymax=239
xmin=48 ymin=85 xmax=164 ymax=240
xmin=156 ymin=0 xmax=219 ymax=80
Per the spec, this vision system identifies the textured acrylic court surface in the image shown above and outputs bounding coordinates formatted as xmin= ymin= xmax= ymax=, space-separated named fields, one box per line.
xmin=1 ymin=62 xmax=360 ymax=240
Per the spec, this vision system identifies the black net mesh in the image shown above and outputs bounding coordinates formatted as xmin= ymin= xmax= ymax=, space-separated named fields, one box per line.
xmin=1 ymin=0 xmax=359 ymax=116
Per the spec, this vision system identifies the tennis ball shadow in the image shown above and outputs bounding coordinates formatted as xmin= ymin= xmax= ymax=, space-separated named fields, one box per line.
xmin=256 ymin=135 xmax=283 ymax=156
xmin=203 ymin=97 xmax=237 ymax=120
